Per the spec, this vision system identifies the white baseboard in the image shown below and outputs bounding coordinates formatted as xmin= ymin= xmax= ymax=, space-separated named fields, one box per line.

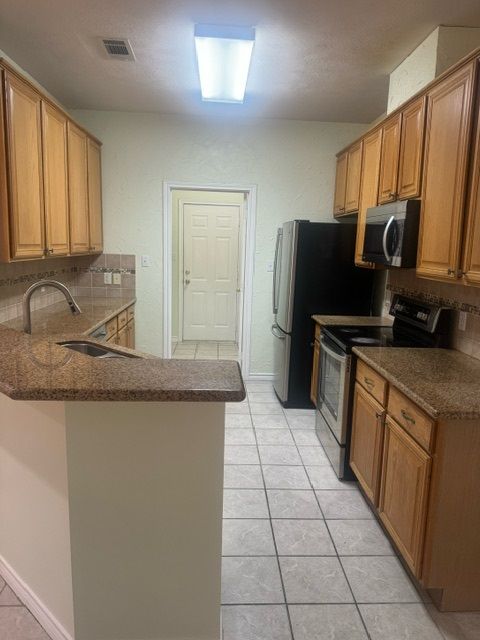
xmin=243 ymin=373 xmax=274 ymax=381
xmin=0 ymin=555 xmax=74 ymax=640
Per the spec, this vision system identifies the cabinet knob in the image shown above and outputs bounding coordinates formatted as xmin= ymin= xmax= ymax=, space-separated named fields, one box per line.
xmin=389 ymin=192 xmax=397 ymax=198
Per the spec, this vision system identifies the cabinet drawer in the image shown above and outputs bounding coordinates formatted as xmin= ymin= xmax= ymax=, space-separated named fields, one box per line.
xmin=356 ymin=360 xmax=387 ymax=405
xmin=118 ymin=309 xmax=128 ymax=329
xmin=387 ymin=386 xmax=435 ymax=452
xmin=127 ymin=304 xmax=135 ymax=323
xmin=106 ymin=317 xmax=117 ymax=339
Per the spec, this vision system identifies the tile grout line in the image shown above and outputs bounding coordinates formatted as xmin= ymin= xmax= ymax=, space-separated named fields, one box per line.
xmin=250 ymin=402 xmax=295 ymax=640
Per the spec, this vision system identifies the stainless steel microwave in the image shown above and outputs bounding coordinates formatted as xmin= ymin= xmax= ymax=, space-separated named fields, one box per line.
xmin=363 ymin=199 xmax=420 ymax=267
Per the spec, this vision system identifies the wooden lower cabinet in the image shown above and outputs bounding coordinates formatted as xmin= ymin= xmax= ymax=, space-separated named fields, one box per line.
xmin=126 ymin=319 xmax=135 ymax=349
xmin=350 ymin=382 xmax=385 ymax=505
xmin=378 ymin=417 xmax=431 ymax=576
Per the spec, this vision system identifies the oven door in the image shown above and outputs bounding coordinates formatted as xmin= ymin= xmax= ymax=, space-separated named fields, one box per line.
xmin=317 ymin=336 xmax=351 ymax=444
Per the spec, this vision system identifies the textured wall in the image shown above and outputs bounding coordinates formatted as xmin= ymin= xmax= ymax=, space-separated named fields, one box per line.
xmin=387 ymin=28 xmax=439 ymax=113
xmin=72 ymin=110 xmax=366 ymax=373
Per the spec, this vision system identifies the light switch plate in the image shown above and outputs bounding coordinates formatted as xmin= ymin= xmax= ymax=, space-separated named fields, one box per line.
xmin=458 ymin=310 xmax=467 ymax=331
xmin=266 ymin=261 xmax=274 ymax=272
xmin=113 ymin=273 xmax=121 ymax=285
xmin=104 ymin=272 xmax=112 ymax=285
xmin=141 ymin=255 xmax=152 ymax=267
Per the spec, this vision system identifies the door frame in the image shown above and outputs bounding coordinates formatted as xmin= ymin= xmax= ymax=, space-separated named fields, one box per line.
xmin=162 ymin=181 xmax=257 ymax=377
xmin=177 ymin=199 xmax=244 ymax=344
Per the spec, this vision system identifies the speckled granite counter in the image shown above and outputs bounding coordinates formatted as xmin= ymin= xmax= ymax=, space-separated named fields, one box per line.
xmin=312 ymin=314 xmax=393 ymax=327
xmin=0 ymin=297 xmax=245 ymax=402
xmin=4 ymin=296 xmax=137 ymax=337
xmin=353 ymin=347 xmax=480 ymax=420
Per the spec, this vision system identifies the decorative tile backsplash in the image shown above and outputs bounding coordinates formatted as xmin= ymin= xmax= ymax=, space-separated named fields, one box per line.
xmin=0 ymin=254 xmax=136 ymax=324
xmin=387 ymin=269 xmax=480 ymax=360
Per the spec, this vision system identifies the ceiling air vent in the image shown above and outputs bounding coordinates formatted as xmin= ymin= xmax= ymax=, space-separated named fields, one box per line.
xmin=101 ymin=38 xmax=135 ymax=61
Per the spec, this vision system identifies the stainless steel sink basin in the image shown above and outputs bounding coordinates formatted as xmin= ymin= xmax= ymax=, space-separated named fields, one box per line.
xmin=57 ymin=341 xmax=140 ymax=359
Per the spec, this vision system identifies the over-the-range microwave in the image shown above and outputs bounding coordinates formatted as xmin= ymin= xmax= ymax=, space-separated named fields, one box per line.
xmin=362 ymin=199 xmax=420 ymax=268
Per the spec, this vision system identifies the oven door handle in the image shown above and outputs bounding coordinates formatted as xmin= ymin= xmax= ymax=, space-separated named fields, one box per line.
xmin=382 ymin=215 xmax=395 ymax=262
xmin=320 ymin=336 xmax=346 ymax=363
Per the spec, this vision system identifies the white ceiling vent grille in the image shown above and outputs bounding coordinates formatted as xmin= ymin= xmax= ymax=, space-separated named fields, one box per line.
xmin=101 ymin=38 xmax=135 ymax=61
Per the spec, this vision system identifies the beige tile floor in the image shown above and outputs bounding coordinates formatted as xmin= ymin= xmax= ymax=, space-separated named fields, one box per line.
xmin=172 ymin=340 xmax=240 ymax=361
xmin=221 ymin=382 xmax=480 ymax=640
xmin=1 ymin=382 xmax=479 ymax=639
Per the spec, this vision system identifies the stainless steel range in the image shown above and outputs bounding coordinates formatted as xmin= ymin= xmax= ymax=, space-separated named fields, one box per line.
xmin=315 ymin=294 xmax=451 ymax=479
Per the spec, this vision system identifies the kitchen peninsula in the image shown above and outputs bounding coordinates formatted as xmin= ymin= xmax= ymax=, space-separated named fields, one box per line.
xmin=0 ymin=299 xmax=245 ymax=640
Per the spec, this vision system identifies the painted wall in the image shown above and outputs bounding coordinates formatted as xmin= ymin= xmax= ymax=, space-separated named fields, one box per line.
xmin=387 ymin=28 xmax=439 ymax=113
xmin=72 ymin=110 xmax=366 ymax=374
xmin=171 ymin=189 xmax=245 ymax=342
xmin=387 ymin=26 xmax=480 ymax=113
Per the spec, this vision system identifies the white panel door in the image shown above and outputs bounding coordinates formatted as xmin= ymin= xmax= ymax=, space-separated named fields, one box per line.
xmin=183 ymin=203 xmax=240 ymax=341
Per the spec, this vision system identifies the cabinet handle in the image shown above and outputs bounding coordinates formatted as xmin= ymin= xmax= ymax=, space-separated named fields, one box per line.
xmin=389 ymin=192 xmax=397 ymax=198
xmin=401 ymin=409 xmax=416 ymax=425
xmin=364 ymin=377 xmax=375 ymax=388
xmin=375 ymin=412 xmax=383 ymax=420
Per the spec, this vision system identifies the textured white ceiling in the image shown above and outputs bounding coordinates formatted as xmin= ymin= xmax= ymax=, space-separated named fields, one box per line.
xmin=0 ymin=0 xmax=479 ymax=122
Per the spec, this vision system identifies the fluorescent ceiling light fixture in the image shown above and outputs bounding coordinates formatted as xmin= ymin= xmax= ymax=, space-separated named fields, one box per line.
xmin=194 ymin=24 xmax=255 ymax=103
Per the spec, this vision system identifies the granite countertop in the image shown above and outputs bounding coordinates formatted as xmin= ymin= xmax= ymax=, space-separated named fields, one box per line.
xmin=312 ymin=315 xmax=393 ymax=327
xmin=353 ymin=347 xmax=480 ymax=420
xmin=0 ymin=296 xmax=245 ymax=403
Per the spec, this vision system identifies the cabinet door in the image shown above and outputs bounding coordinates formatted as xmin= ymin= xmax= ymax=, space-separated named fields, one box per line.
xmin=345 ymin=141 xmax=362 ymax=212
xmin=310 ymin=339 xmax=320 ymax=406
xmin=42 ymin=102 xmax=70 ymax=256
xmin=355 ymin=128 xmax=382 ymax=267
xmin=350 ymin=382 xmax=385 ymax=505
xmin=126 ymin=319 xmax=135 ymax=350
xmin=67 ymin=122 xmax=90 ymax=254
xmin=378 ymin=113 xmax=402 ymax=203
xmin=117 ymin=325 xmax=128 ymax=348
xmin=333 ymin=152 xmax=348 ymax=216
xmin=379 ymin=417 xmax=431 ymax=577
xmin=461 ymin=93 xmax=480 ymax=285
xmin=397 ymin=96 xmax=426 ymax=200
xmin=417 ymin=62 xmax=476 ymax=281
xmin=87 ymin=138 xmax=103 ymax=253
xmin=4 ymin=72 xmax=45 ymax=259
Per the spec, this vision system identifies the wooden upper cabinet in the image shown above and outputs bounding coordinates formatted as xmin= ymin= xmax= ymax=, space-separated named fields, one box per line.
xmin=350 ymin=382 xmax=385 ymax=505
xmin=42 ymin=102 xmax=69 ymax=256
xmin=397 ymin=96 xmax=426 ymax=200
xmin=462 ymin=91 xmax=480 ymax=286
xmin=417 ymin=61 xmax=476 ymax=281
xmin=379 ymin=417 xmax=431 ymax=577
xmin=333 ymin=152 xmax=348 ymax=216
xmin=4 ymin=72 xmax=45 ymax=259
xmin=87 ymin=138 xmax=103 ymax=253
xmin=67 ymin=122 xmax=90 ymax=254
xmin=344 ymin=141 xmax=363 ymax=212
xmin=355 ymin=128 xmax=382 ymax=267
xmin=378 ymin=113 xmax=402 ymax=203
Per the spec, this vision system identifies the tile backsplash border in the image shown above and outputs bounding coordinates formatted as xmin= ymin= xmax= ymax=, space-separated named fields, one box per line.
xmin=386 ymin=282 xmax=480 ymax=316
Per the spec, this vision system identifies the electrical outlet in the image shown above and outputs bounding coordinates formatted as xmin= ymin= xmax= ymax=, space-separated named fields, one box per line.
xmin=458 ymin=310 xmax=467 ymax=331
xmin=113 ymin=273 xmax=122 ymax=285
xmin=104 ymin=272 xmax=112 ymax=285
xmin=141 ymin=255 xmax=152 ymax=267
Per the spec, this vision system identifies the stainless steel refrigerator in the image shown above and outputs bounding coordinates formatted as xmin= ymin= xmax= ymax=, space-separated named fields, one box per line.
xmin=272 ymin=220 xmax=376 ymax=408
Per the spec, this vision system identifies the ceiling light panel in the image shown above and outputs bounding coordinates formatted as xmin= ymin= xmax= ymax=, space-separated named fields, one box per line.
xmin=194 ymin=24 xmax=255 ymax=103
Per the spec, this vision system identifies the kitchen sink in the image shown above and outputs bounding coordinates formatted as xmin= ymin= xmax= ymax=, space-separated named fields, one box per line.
xmin=57 ymin=341 xmax=140 ymax=359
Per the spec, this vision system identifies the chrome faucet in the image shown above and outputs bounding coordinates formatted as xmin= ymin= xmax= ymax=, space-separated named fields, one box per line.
xmin=23 ymin=280 xmax=82 ymax=334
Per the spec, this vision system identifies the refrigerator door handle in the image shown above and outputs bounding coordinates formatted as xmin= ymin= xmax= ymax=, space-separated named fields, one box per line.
xmin=272 ymin=229 xmax=282 ymax=314
xmin=271 ymin=324 xmax=286 ymax=339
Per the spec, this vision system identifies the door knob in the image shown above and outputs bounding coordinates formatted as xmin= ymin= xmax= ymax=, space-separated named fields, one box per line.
xmin=184 ymin=279 xmax=190 ymax=285
xmin=185 ymin=269 xmax=190 ymax=275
